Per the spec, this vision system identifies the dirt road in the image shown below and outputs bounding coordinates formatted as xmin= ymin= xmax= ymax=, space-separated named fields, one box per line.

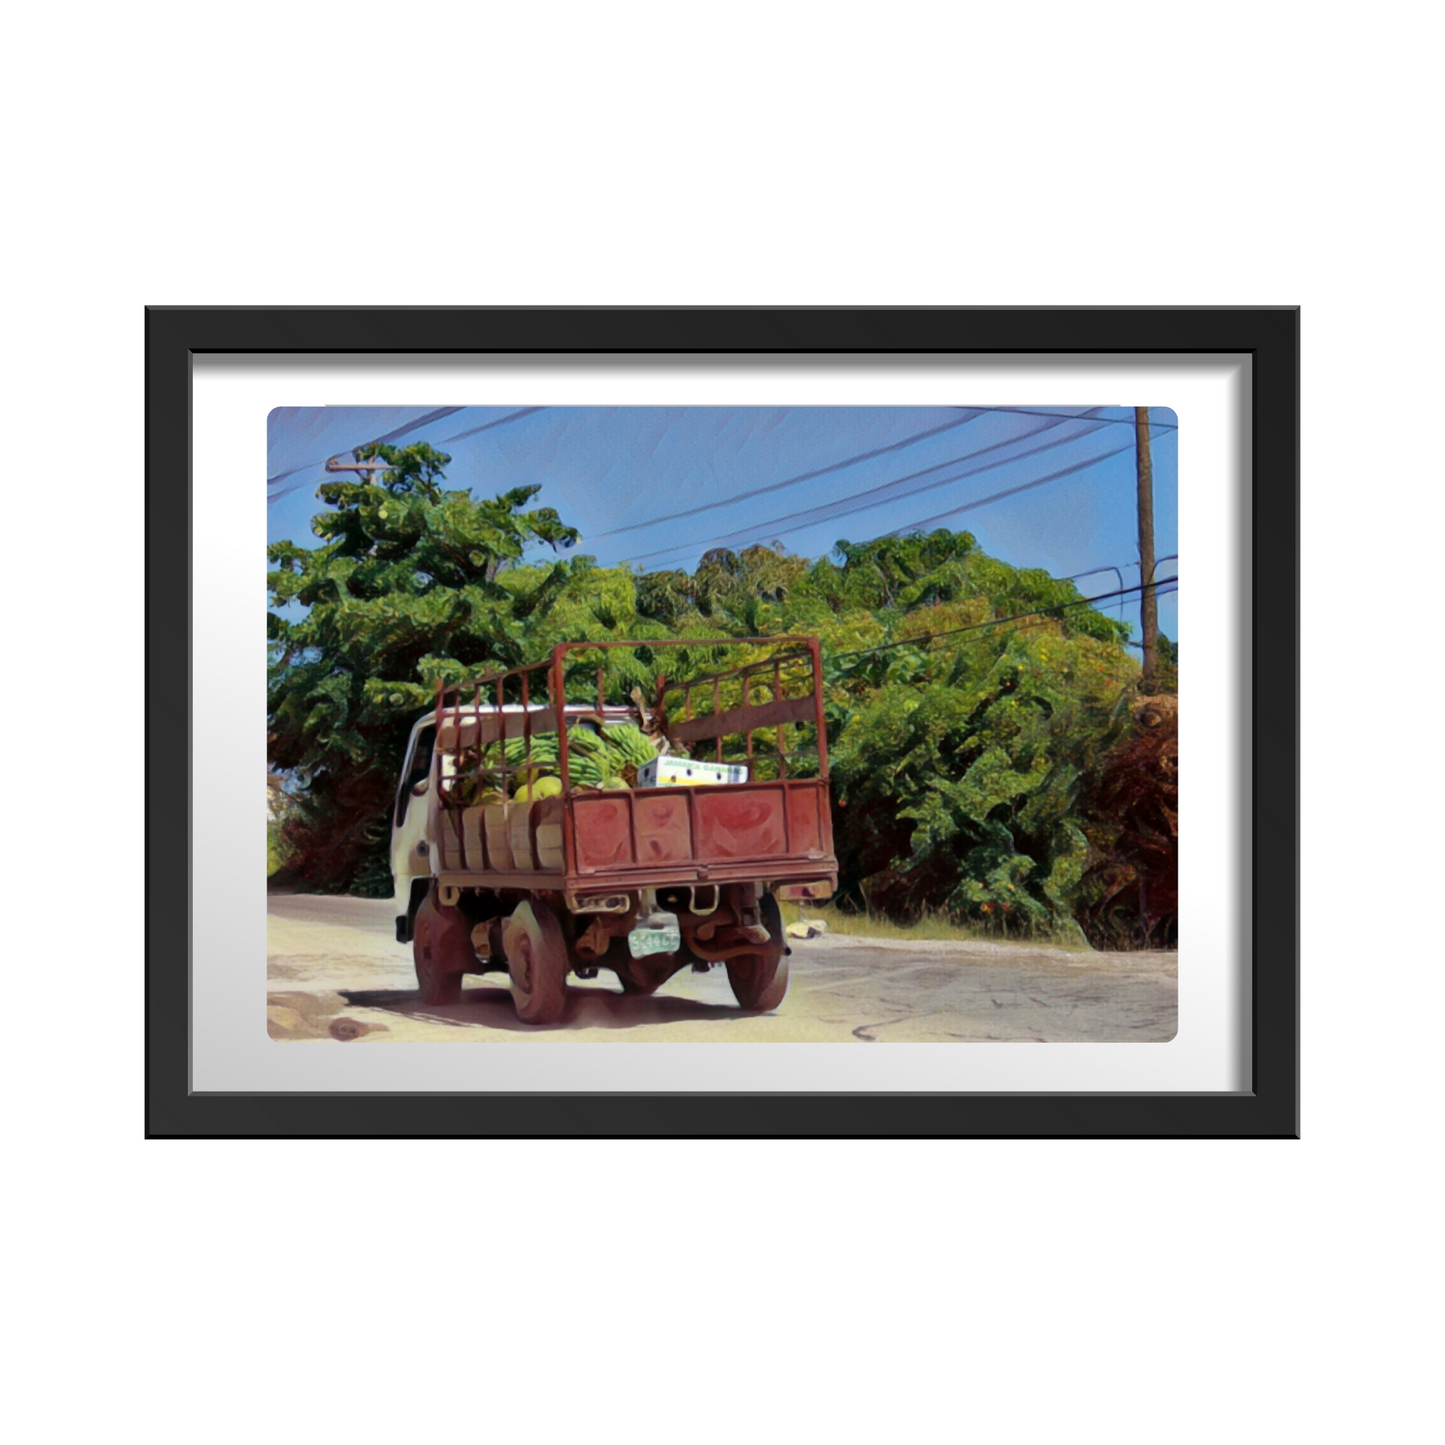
xmin=267 ymin=893 xmax=1177 ymax=1044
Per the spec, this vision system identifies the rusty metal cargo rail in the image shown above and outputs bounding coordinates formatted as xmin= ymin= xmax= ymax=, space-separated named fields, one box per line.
xmin=426 ymin=637 xmax=836 ymax=897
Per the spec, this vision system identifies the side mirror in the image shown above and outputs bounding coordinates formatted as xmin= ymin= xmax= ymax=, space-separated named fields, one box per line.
xmin=411 ymin=779 xmax=430 ymax=797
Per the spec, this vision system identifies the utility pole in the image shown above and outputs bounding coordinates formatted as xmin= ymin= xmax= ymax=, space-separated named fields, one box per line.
xmin=1134 ymin=406 xmax=1158 ymax=691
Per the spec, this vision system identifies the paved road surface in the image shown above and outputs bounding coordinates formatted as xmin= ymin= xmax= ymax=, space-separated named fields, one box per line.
xmin=267 ymin=893 xmax=1176 ymax=1044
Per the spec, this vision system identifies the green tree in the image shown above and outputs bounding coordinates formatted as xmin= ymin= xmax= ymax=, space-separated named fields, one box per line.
xmin=267 ymin=443 xmax=583 ymax=892
xmin=822 ymin=609 xmax=1137 ymax=937
xmin=628 ymin=529 xmax=1147 ymax=940
xmin=270 ymin=451 xmax=1173 ymax=947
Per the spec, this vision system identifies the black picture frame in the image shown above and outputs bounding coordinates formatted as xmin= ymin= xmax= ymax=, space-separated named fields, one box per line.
xmin=147 ymin=306 xmax=1299 ymax=1139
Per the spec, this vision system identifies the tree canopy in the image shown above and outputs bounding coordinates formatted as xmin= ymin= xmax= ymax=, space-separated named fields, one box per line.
xmin=268 ymin=445 xmax=1176 ymax=945
xmin=268 ymin=442 xmax=585 ymax=891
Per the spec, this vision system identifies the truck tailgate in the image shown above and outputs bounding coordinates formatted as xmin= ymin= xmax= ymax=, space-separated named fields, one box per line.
xmin=569 ymin=778 xmax=832 ymax=877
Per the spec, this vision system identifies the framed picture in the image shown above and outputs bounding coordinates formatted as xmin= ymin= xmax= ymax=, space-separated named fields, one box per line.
xmin=147 ymin=306 xmax=1298 ymax=1138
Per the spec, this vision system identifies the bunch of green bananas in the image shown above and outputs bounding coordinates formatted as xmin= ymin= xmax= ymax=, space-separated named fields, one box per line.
xmin=598 ymin=722 xmax=658 ymax=769
xmin=502 ymin=734 xmax=561 ymax=769
xmin=491 ymin=722 xmax=657 ymax=791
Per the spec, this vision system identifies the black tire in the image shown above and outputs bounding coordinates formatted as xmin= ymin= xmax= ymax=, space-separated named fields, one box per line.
xmin=504 ymin=900 xmax=568 ymax=1025
xmin=726 ymin=893 xmax=789 ymax=1012
xmin=413 ymin=889 xmax=472 ymax=1006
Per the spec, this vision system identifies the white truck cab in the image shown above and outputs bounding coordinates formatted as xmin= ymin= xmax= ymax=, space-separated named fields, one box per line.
xmin=390 ymin=713 xmax=436 ymax=943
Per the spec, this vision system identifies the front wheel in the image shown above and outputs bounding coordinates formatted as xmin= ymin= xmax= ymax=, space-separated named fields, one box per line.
xmin=726 ymin=893 xmax=789 ymax=1012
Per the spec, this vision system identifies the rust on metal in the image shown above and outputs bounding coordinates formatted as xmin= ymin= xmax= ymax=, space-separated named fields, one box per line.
xmin=551 ymin=647 xmax=577 ymax=875
xmin=520 ymin=668 xmax=531 ymax=774
xmin=712 ymin=676 xmax=722 ymax=763
xmin=668 ymin=694 xmax=813 ymax=746
xmin=426 ymin=636 xmax=837 ymax=898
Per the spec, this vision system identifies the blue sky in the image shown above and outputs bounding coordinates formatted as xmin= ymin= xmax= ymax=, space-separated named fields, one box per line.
xmin=267 ymin=405 xmax=1178 ymax=643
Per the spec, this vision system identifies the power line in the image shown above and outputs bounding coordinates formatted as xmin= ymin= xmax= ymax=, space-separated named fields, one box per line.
xmin=967 ymin=406 xmax=1178 ymax=432
xmin=881 ymin=442 xmax=1134 ymax=536
xmin=1067 ymin=553 xmax=1177 ymax=583
xmin=266 ymin=405 xmax=544 ymax=504
xmin=1064 ymin=553 xmax=1179 ymax=620
xmin=440 ymin=405 xmax=548 ymax=443
xmin=624 ymin=413 xmax=1098 ymax=566
xmin=371 ymin=405 xmax=467 ymax=446
xmin=829 ymin=577 xmax=1179 ymax=662
xmin=624 ymin=411 xmax=1116 ymax=568
xmin=1068 ymin=563 xmax=1127 ymax=620
xmin=267 ymin=405 xmax=466 ymax=494
xmin=833 ymin=579 xmax=1177 ymax=664
xmin=599 ymin=403 xmax=1176 ymax=550
xmin=591 ymin=409 xmax=997 ymax=541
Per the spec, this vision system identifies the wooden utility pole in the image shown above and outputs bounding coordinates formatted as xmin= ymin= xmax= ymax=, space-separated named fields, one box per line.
xmin=1134 ymin=406 xmax=1158 ymax=690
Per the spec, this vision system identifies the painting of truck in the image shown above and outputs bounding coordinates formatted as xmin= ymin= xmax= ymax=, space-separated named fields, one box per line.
xmin=267 ymin=403 xmax=1179 ymax=1044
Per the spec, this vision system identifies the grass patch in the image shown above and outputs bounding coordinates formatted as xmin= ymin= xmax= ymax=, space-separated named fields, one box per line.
xmin=794 ymin=900 xmax=1091 ymax=951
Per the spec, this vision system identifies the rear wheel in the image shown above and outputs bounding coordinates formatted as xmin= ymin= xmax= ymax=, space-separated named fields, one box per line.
xmin=413 ymin=889 xmax=474 ymax=1005
xmin=726 ymin=893 xmax=789 ymax=1012
xmin=504 ymin=900 xmax=568 ymax=1025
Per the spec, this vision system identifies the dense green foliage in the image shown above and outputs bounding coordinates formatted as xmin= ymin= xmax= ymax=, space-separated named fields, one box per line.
xmin=268 ymin=442 xmax=585 ymax=892
xmin=268 ymin=446 xmax=1177 ymax=945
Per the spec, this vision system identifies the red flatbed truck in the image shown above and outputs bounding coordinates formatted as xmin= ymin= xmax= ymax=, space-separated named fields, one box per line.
xmin=390 ymin=637 xmax=838 ymax=1024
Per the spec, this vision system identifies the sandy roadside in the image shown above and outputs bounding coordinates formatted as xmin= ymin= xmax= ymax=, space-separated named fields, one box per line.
xmin=267 ymin=893 xmax=1178 ymax=1044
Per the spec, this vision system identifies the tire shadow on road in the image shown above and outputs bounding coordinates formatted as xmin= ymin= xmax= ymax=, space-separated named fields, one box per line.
xmin=339 ymin=983 xmax=752 ymax=1033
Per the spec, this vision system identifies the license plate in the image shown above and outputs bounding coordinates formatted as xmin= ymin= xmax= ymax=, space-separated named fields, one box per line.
xmin=627 ymin=924 xmax=681 ymax=958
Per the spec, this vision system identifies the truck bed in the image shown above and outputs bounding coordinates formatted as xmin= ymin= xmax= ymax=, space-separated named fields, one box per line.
xmin=424 ymin=635 xmax=837 ymax=896
xmin=432 ymin=775 xmax=834 ymax=892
